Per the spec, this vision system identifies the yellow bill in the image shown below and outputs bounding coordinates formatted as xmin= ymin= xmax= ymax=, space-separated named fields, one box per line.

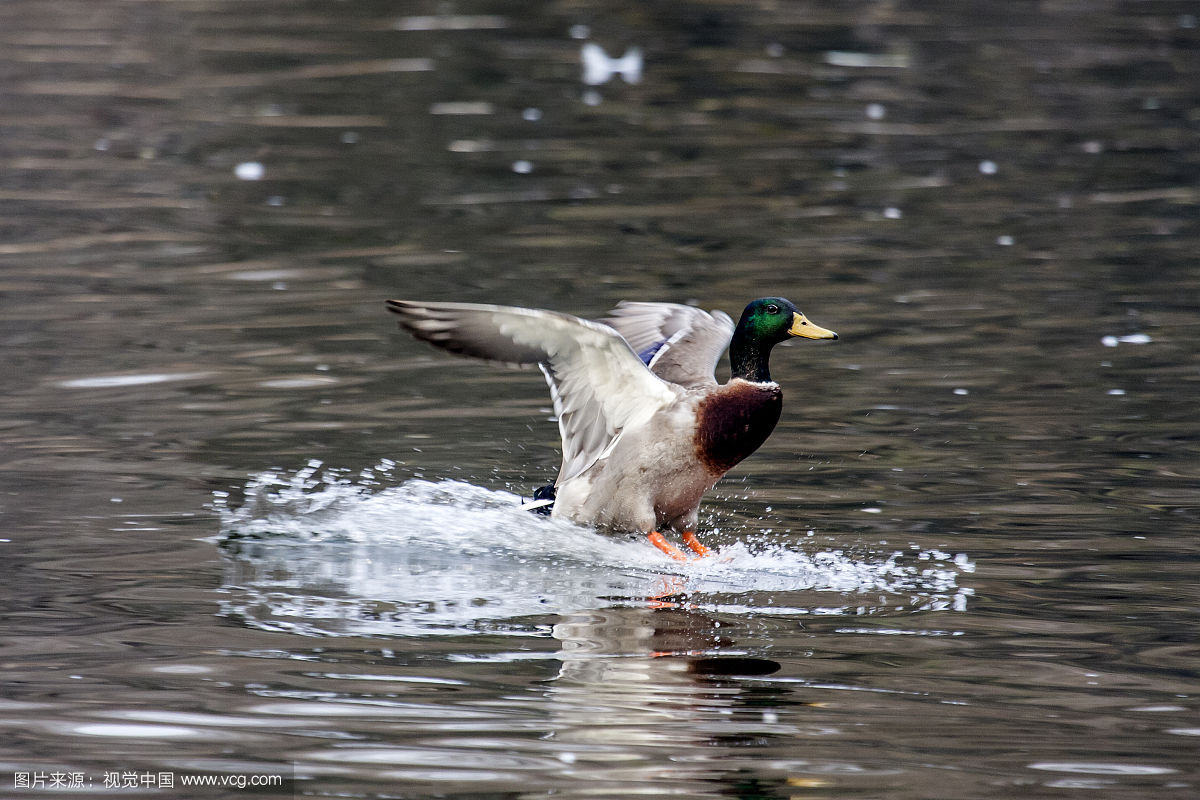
xmin=788 ymin=312 xmax=838 ymax=340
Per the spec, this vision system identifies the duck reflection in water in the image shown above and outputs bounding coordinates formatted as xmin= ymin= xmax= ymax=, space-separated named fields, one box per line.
xmin=544 ymin=603 xmax=792 ymax=792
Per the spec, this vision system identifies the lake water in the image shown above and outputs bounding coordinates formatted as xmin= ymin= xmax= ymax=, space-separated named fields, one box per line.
xmin=2 ymin=1 xmax=1198 ymax=798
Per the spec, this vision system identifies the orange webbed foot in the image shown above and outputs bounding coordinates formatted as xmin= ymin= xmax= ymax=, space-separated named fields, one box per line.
xmin=681 ymin=530 xmax=712 ymax=557
xmin=647 ymin=530 xmax=713 ymax=561
xmin=646 ymin=530 xmax=689 ymax=562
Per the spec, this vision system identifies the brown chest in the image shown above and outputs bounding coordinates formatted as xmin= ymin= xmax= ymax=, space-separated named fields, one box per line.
xmin=693 ymin=381 xmax=783 ymax=474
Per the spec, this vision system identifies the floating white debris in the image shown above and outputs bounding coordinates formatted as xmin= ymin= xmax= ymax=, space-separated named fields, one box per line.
xmin=512 ymin=160 xmax=533 ymax=174
xmin=429 ymin=101 xmax=494 ymax=115
xmin=259 ymin=376 xmax=340 ymax=389
xmin=581 ymin=43 xmax=642 ymax=85
xmin=394 ymin=15 xmax=508 ymax=31
xmin=866 ymin=102 xmax=886 ymax=120
xmin=979 ymin=160 xmax=998 ymax=175
xmin=883 ymin=207 xmax=902 ymax=219
xmin=953 ymin=388 xmax=969 ymax=395
xmin=1107 ymin=389 xmax=1126 ymax=395
xmin=862 ymin=507 xmax=883 ymax=514
xmin=824 ymin=51 xmax=910 ymax=68
xmin=569 ymin=24 xmax=590 ymax=40
xmin=522 ymin=107 xmax=543 ymax=121
xmin=234 ymin=161 xmax=264 ymax=181
xmin=1102 ymin=333 xmax=1152 ymax=347
xmin=1029 ymin=763 xmax=1177 ymax=776
xmin=59 ymin=371 xmax=214 ymax=389
xmin=997 ymin=235 xmax=1014 ymax=246
xmin=230 ymin=269 xmax=301 ymax=281
xmin=447 ymin=139 xmax=494 ymax=153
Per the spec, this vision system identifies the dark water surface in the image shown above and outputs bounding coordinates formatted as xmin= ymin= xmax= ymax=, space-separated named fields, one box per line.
xmin=2 ymin=1 xmax=1198 ymax=798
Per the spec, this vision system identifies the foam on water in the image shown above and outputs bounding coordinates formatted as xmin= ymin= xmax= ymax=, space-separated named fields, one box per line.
xmin=214 ymin=461 xmax=973 ymax=636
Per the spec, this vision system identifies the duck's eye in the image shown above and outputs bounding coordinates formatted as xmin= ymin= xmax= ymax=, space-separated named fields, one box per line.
xmin=765 ymin=304 xmax=780 ymax=314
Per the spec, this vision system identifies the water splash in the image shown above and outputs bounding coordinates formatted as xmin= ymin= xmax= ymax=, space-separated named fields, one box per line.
xmin=580 ymin=43 xmax=642 ymax=86
xmin=214 ymin=462 xmax=973 ymax=636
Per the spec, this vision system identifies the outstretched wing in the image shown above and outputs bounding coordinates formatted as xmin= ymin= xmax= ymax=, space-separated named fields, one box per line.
xmin=600 ymin=301 xmax=735 ymax=388
xmin=387 ymin=300 xmax=679 ymax=483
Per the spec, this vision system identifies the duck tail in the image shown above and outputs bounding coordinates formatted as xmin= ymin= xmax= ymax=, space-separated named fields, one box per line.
xmin=519 ymin=484 xmax=556 ymax=516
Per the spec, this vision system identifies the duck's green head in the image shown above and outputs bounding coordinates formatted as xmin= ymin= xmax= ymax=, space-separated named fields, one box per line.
xmin=731 ymin=297 xmax=837 ymax=382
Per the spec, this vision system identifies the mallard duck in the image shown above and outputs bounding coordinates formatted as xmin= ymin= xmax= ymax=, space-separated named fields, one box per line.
xmin=386 ymin=297 xmax=836 ymax=561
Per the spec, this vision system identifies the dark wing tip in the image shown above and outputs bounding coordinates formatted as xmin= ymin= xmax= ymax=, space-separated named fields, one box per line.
xmin=384 ymin=299 xmax=539 ymax=369
xmin=385 ymin=299 xmax=442 ymax=342
xmin=386 ymin=299 xmax=435 ymax=325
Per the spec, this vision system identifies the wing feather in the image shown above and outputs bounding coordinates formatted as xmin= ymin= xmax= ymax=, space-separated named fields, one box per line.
xmin=600 ymin=301 xmax=735 ymax=388
xmin=387 ymin=300 xmax=679 ymax=483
